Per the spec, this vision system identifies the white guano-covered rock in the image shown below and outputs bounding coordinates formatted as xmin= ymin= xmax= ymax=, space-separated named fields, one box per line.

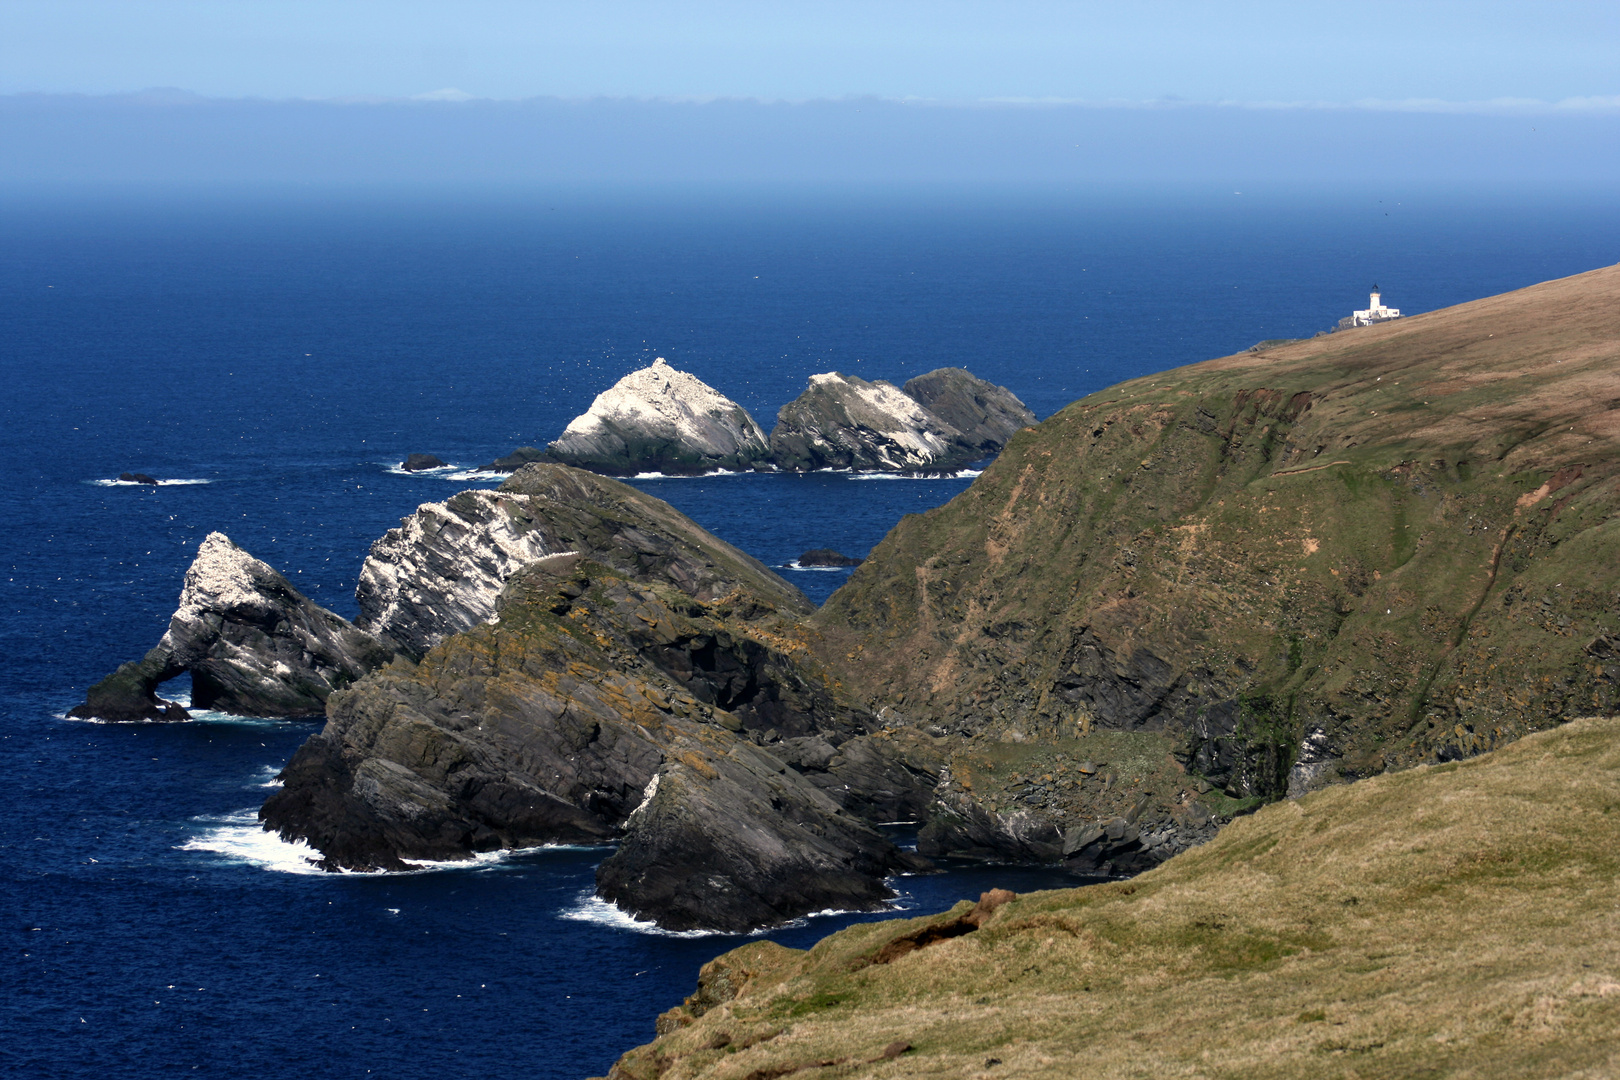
xmin=547 ymin=358 xmax=771 ymax=475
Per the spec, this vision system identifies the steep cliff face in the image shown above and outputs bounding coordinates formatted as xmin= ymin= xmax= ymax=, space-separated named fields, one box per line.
xmin=356 ymin=463 xmax=811 ymax=657
xmin=70 ymin=532 xmax=395 ymax=720
xmin=814 ymin=264 xmax=1620 ymax=862
xmin=546 ymin=358 xmax=772 ymax=475
xmin=769 ymin=372 xmax=980 ymax=472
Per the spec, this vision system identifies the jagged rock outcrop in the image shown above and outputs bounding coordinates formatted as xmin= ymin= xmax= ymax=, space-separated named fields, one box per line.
xmin=401 ymin=453 xmax=446 ymax=472
xmin=901 ymin=367 xmax=1036 ymax=455
xmin=263 ymin=557 xmax=936 ymax=930
xmin=812 ymin=262 xmax=1620 ymax=870
xmin=768 ymin=372 xmax=981 ymax=472
xmin=70 ymin=532 xmax=395 ymax=720
xmin=546 ymin=358 xmax=771 ymax=475
xmin=479 ymin=446 xmax=548 ymax=473
xmin=355 ymin=463 xmax=811 ymax=658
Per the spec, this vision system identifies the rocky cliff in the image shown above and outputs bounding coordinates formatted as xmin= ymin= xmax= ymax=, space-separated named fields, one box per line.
xmin=70 ymin=532 xmax=395 ymax=720
xmin=546 ymin=358 xmax=772 ymax=475
xmin=811 ymin=263 xmax=1620 ymax=867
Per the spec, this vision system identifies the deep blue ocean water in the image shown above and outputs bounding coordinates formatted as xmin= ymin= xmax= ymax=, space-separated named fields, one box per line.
xmin=3 ymin=183 xmax=1617 ymax=1078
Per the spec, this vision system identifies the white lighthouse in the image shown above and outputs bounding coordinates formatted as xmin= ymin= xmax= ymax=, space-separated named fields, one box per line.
xmin=1341 ymin=284 xmax=1402 ymax=328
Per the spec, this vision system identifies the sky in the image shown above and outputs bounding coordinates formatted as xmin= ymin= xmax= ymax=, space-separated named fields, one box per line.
xmin=2 ymin=1 xmax=1616 ymax=187
xmin=4 ymin=0 xmax=1617 ymax=107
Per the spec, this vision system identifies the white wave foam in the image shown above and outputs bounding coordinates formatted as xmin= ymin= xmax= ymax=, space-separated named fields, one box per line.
xmin=178 ymin=810 xmax=326 ymax=875
xmin=784 ymin=562 xmax=852 ymax=572
xmin=254 ymin=765 xmax=284 ymax=789
xmin=91 ymin=478 xmax=212 ymax=487
xmin=630 ymin=468 xmax=744 ymax=480
xmin=383 ymin=463 xmax=459 ymax=477
xmin=558 ymin=891 xmax=733 ymax=937
xmin=445 ymin=469 xmax=509 ymax=481
xmin=848 ymin=468 xmax=983 ymax=481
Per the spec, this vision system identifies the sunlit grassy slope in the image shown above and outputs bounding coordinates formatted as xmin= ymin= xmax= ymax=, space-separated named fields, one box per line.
xmin=605 ymin=714 xmax=1620 ymax=1079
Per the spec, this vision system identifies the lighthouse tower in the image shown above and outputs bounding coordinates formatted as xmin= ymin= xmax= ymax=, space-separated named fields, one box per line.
xmin=1342 ymin=284 xmax=1402 ymax=328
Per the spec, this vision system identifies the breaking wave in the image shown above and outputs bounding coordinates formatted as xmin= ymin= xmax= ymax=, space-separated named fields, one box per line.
xmin=558 ymin=891 xmax=734 ymax=938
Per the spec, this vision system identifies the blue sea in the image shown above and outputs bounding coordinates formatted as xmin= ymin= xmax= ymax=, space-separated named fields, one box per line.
xmin=3 ymin=183 xmax=1617 ymax=1078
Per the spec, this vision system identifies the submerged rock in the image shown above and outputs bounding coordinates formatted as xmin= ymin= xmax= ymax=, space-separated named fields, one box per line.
xmin=768 ymin=372 xmax=980 ymax=472
xmin=798 ymin=548 xmax=862 ymax=567
xmin=901 ymin=367 xmax=1035 ymax=455
xmin=478 ymin=446 xmax=549 ymax=473
xmin=401 ymin=453 xmax=447 ymax=472
xmin=70 ymin=532 xmax=395 ymax=720
xmin=546 ymin=358 xmax=771 ymax=475
xmin=355 ymin=463 xmax=810 ymax=658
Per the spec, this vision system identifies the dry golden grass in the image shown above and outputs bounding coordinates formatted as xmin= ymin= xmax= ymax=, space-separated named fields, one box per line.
xmin=607 ymin=715 xmax=1620 ymax=1079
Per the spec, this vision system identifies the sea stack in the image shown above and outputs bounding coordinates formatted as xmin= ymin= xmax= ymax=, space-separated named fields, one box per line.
xmin=769 ymin=372 xmax=982 ymax=472
xmin=70 ymin=532 xmax=396 ymax=720
xmin=546 ymin=358 xmax=771 ymax=475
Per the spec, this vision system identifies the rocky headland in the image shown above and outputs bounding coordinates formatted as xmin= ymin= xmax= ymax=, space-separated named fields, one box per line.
xmin=262 ymin=465 xmax=940 ymax=929
xmin=74 ymin=264 xmax=1620 ymax=939
xmin=808 ymin=262 xmax=1620 ymax=870
xmin=545 ymin=358 xmax=772 ymax=475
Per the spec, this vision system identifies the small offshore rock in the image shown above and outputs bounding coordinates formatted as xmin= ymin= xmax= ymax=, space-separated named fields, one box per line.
xmin=118 ymin=472 xmax=159 ymax=485
xmin=479 ymin=446 xmax=550 ymax=473
xmin=798 ymin=548 xmax=862 ymax=567
xmin=401 ymin=453 xmax=447 ymax=472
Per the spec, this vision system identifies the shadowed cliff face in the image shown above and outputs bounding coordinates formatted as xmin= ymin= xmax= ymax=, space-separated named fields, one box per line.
xmin=813 ymin=264 xmax=1620 ymax=848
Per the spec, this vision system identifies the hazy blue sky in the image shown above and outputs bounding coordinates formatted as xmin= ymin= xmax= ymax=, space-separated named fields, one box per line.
xmin=3 ymin=0 xmax=1617 ymax=107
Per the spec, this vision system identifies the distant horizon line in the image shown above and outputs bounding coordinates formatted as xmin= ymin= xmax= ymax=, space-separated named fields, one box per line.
xmin=7 ymin=87 xmax=1620 ymax=117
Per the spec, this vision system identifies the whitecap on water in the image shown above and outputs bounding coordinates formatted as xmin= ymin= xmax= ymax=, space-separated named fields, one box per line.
xmin=91 ymin=478 xmax=212 ymax=487
xmin=631 ymin=469 xmax=745 ymax=480
xmin=253 ymin=765 xmax=284 ymax=789
xmin=783 ymin=561 xmax=851 ymax=572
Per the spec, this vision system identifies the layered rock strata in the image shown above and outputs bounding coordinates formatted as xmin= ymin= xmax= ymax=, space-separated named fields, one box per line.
xmin=546 ymin=358 xmax=772 ymax=475
xmin=811 ymin=262 xmax=1620 ymax=870
xmin=355 ymin=463 xmax=811 ymax=658
xmin=70 ymin=532 xmax=395 ymax=720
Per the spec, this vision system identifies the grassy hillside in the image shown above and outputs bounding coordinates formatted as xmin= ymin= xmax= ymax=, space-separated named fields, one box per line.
xmin=604 ymin=714 xmax=1620 ymax=1079
xmin=814 ymin=264 xmax=1620 ymax=801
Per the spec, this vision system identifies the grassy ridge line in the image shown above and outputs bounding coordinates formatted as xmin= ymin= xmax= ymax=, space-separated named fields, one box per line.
xmin=812 ymin=262 xmax=1620 ymax=800
xmin=605 ymin=714 xmax=1620 ymax=1079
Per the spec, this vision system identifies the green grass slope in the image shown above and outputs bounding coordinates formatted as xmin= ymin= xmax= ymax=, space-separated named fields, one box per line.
xmin=814 ymin=263 xmax=1620 ymax=797
xmin=605 ymin=714 xmax=1620 ymax=1079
